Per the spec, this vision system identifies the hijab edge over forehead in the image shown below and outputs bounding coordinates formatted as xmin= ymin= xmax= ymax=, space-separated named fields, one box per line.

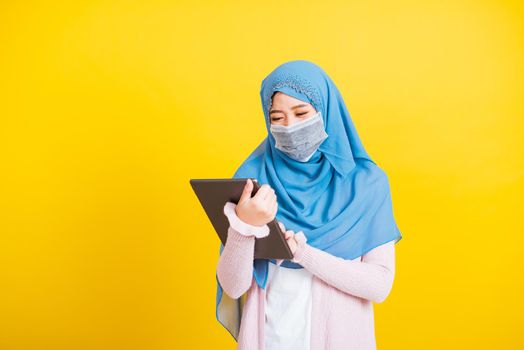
xmin=269 ymin=86 xmax=312 ymax=113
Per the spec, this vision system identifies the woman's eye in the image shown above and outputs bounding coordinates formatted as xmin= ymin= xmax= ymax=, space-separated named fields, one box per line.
xmin=297 ymin=112 xmax=308 ymax=116
xmin=271 ymin=117 xmax=282 ymax=121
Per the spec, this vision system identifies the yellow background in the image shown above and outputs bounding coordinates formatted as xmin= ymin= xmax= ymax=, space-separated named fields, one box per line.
xmin=1 ymin=0 xmax=523 ymax=349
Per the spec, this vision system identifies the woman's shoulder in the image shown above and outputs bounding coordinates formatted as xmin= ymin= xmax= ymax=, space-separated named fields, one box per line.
xmin=354 ymin=159 xmax=390 ymax=188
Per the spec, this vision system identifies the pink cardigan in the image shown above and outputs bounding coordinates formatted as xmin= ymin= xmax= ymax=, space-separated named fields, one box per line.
xmin=217 ymin=202 xmax=396 ymax=350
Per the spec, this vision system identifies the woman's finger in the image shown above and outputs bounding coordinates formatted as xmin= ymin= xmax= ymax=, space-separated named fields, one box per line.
xmin=262 ymin=193 xmax=276 ymax=210
xmin=289 ymin=239 xmax=298 ymax=254
xmin=268 ymin=198 xmax=277 ymax=217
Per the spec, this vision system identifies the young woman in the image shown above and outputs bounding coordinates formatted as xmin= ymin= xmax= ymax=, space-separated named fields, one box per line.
xmin=215 ymin=60 xmax=402 ymax=350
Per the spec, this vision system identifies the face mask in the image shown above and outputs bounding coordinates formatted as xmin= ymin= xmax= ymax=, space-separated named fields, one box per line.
xmin=269 ymin=111 xmax=329 ymax=162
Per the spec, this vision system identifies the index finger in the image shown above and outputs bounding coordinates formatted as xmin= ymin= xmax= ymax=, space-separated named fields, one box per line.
xmin=255 ymin=184 xmax=272 ymax=200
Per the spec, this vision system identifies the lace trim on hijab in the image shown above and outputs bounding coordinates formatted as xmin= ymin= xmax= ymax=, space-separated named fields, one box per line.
xmin=263 ymin=72 xmax=323 ymax=122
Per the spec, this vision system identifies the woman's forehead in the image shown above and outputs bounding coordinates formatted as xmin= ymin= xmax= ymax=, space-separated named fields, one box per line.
xmin=272 ymin=91 xmax=312 ymax=105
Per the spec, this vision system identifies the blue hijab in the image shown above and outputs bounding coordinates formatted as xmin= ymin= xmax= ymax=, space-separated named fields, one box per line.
xmin=215 ymin=60 xmax=402 ymax=340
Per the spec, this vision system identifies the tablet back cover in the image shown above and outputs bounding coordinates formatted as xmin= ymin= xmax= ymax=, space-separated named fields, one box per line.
xmin=190 ymin=178 xmax=293 ymax=260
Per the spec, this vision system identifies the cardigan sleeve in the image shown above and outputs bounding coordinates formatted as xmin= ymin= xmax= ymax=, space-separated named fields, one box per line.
xmin=216 ymin=202 xmax=269 ymax=299
xmin=291 ymin=231 xmax=396 ymax=303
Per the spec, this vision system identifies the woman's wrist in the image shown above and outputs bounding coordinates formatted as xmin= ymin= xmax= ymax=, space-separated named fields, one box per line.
xmin=223 ymin=201 xmax=270 ymax=238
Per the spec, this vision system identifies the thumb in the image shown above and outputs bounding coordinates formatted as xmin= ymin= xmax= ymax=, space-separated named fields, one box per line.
xmin=238 ymin=178 xmax=254 ymax=205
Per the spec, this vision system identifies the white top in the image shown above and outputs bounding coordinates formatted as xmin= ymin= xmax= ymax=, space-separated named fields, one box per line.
xmin=264 ymin=261 xmax=314 ymax=350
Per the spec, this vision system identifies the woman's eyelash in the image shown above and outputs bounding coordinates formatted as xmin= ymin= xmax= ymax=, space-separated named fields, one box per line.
xmin=271 ymin=112 xmax=308 ymax=121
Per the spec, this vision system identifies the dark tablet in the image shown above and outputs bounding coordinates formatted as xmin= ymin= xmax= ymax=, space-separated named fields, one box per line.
xmin=189 ymin=178 xmax=293 ymax=260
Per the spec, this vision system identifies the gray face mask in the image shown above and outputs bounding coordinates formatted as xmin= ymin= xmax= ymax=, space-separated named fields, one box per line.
xmin=269 ymin=111 xmax=329 ymax=162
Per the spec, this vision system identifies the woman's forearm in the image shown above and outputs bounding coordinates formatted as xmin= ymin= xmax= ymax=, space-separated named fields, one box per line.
xmin=216 ymin=227 xmax=256 ymax=299
xmin=293 ymin=237 xmax=396 ymax=303
xmin=216 ymin=201 xmax=270 ymax=299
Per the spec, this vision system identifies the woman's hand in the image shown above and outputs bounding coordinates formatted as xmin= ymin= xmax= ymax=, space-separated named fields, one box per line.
xmin=278 ymin=221 xmax=298 ymax=255
xmin=235 ymin=179 xmax=278 ymax=227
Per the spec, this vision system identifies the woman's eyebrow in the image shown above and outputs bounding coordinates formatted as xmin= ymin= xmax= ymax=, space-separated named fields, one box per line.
xmin=269 ymin=104 xmax=309 ymax=115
